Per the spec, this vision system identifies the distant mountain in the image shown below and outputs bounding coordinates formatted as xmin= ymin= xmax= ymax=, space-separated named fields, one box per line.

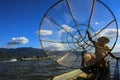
xmin=0 ymin=47 xmax=46 ymax=60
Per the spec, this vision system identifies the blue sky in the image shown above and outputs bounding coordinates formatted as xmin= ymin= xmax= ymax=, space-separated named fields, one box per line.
xmin=0 ymin=0 xmax=120 ymax=52
xmin=0 ymin=0 xmax=58 ymax=48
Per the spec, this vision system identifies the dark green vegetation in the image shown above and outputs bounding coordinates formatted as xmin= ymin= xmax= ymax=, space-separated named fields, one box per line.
xmin=0 ymin=47 xmax=46 ymax=61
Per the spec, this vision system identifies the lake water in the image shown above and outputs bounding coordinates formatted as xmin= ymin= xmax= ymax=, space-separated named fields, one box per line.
xmin=0 ymin=59 xmax=73 ymax=80
xmin=0 ymin=53 xmax=119 ymax=80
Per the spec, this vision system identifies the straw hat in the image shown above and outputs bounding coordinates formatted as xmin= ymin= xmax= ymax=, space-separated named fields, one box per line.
xmin=97 ymin=36 xmax=110 ymax=43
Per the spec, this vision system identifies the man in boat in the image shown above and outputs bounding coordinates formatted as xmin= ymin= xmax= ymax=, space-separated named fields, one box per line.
xmin=86 ymin=31 xmax=118 ymax=67
xmin=69 ymin=31 xmax=119 ymax=80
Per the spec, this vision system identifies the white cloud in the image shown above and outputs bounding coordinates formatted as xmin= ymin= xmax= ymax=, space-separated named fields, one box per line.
xmin=8 ymin=37 xmax=29 ymax=45
xmin=96 ymin=28 xmax=120 ymax=39
xmin=95 ymin=22 xmax=99 ymax=25
xmin=62 ymin=25 xmax=74 ymax=32
xmin=45 ymin=43 xmax=65 ymax=51
xmin=90 ymin=22 xmax=99 ymax=25
xmin=59 ymin=24 xmax=74 ymax=36
xmin=38 ymin=30 xmax=53 ymax=36
xmin=74 ymin=36 xmax=80 ymax=39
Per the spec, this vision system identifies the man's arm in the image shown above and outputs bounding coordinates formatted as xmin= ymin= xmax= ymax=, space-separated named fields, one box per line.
xmin=86 ymin=31 xmax=95 ymax=44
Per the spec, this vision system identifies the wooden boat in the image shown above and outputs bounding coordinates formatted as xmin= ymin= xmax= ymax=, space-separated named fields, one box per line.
xmin=52 ymin=69 xmax=92 ymax=80
xmin=51 ymin=65 xmax=110 ymax=80
xmin=51 ymin=58 xmax=120 ymax=80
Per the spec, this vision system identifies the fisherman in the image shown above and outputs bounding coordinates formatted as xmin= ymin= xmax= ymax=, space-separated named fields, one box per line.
xmin=86 ymin=31 xmax=118 ymax=67
xmin=68 ymin=31 xmax=119 ymax=80
xmin=78 ymin=31 xmax=119 ymax=80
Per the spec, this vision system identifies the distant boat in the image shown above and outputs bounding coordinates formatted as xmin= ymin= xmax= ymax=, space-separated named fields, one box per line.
xmin=20 ymin=56 xmax=53 ymax=61
xmin=10 ymin=58 xmax=17 ymax=62
xmin=2 ymin=58 xmax=18 ymax=62
xmin=20 ymin=57 xmax=42 ymax=61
